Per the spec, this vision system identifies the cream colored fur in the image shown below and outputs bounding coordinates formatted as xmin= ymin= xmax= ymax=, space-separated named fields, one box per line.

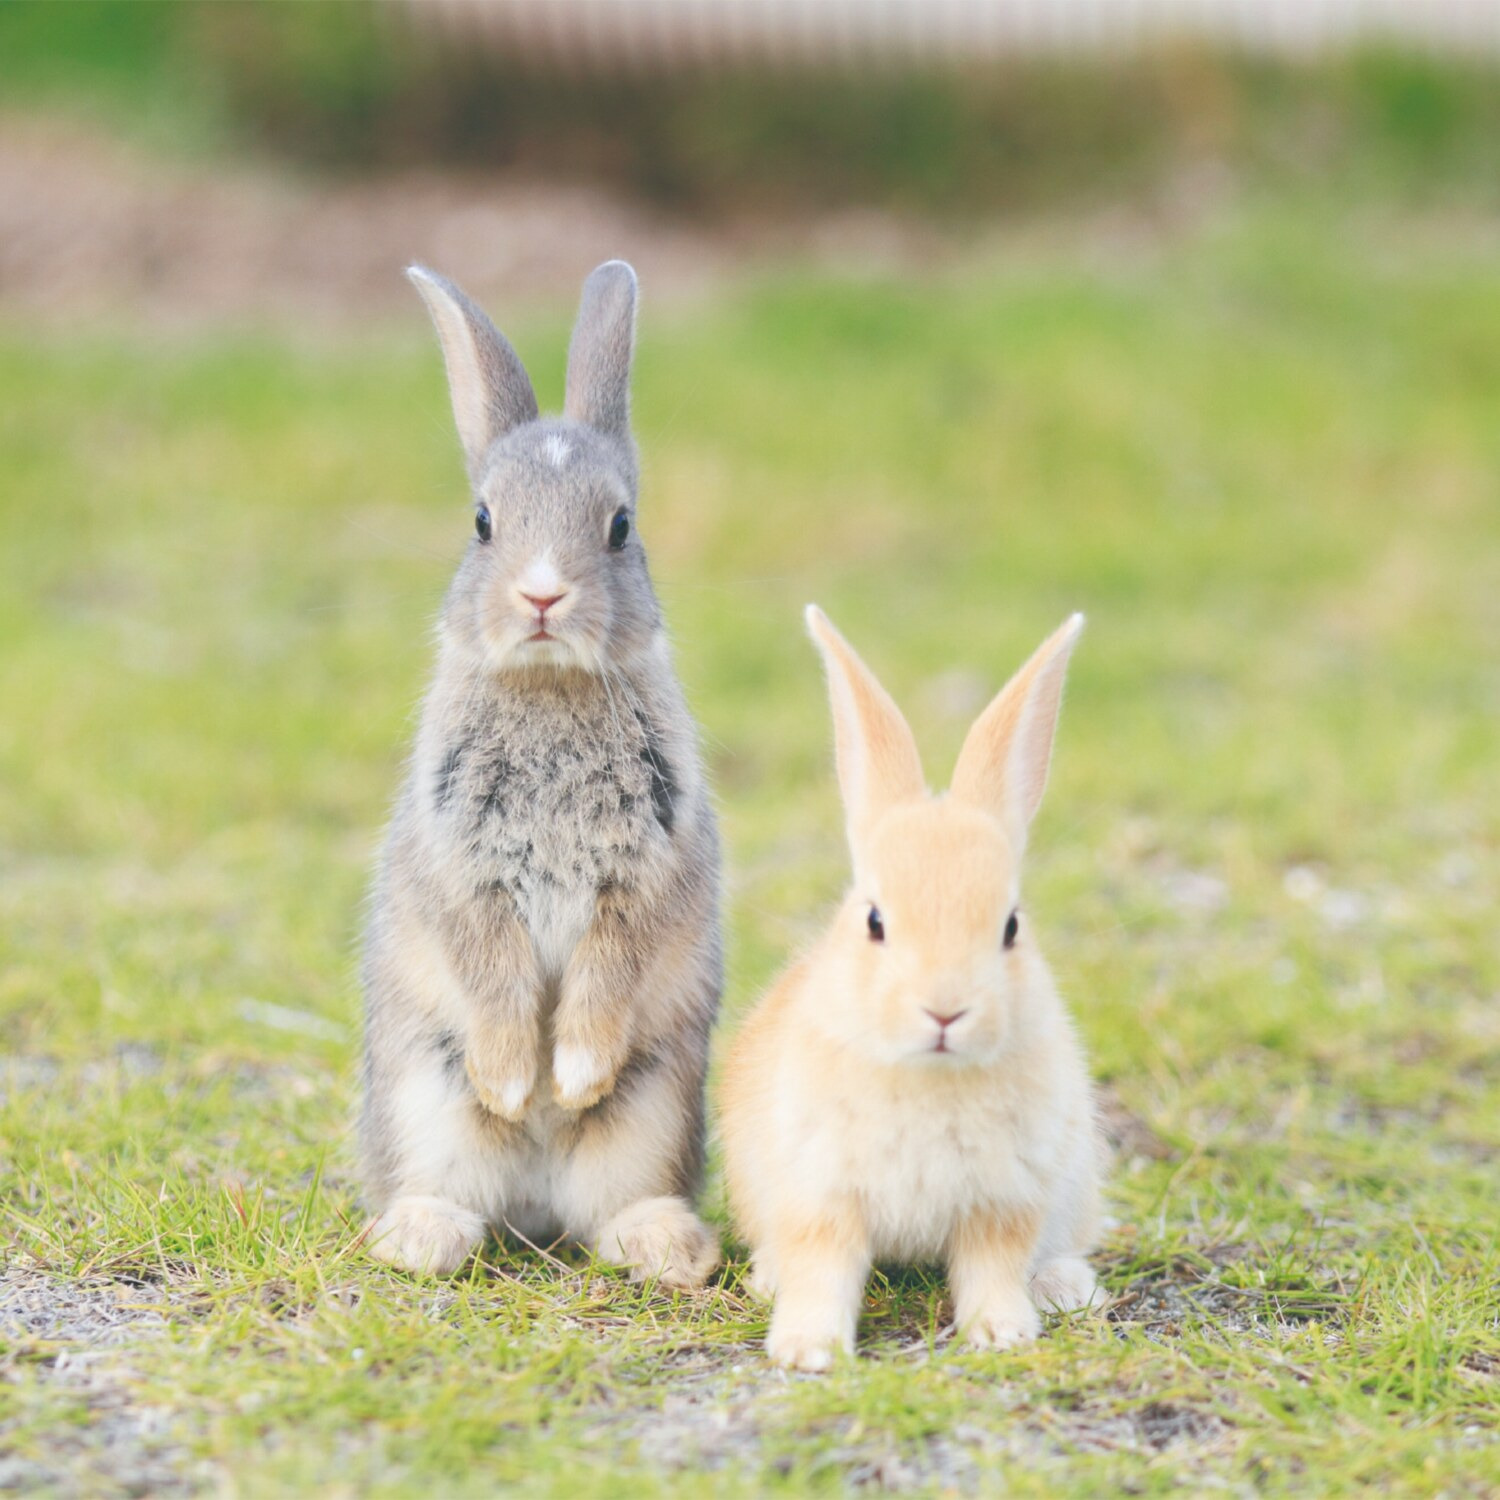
xmin=720 ymin=608 xmax=1105 ymax=1371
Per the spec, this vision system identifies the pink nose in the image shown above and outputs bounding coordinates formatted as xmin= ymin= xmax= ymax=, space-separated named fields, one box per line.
xmin=522 ymin=591 xmax=566 ymax=615
xmin=924 ymin=1008 xmax=968 ymax=1030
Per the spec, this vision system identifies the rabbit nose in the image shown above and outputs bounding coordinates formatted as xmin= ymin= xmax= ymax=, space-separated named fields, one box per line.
xmin=522 ymin=591 xmax=567 ymax=614
xmin=923 ymin=1008 xmax=968 ymax=1030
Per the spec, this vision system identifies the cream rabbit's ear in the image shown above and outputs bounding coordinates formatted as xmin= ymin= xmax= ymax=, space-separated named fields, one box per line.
xmin=805 ymin=606 xmax=926 ymax=869
xmin=949 ymin=614 xmax=1084 ymax=849
xmin=407 ymin=266 xmax=539 ymax=483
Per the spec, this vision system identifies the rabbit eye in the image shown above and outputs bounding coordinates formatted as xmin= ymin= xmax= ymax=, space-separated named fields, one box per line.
xmin=867 ymin=905 xmax=885 ymax=943
xmin=1003 ymin=910 xmax=1020 ymax=949
xmin=608 ymin=509 xmax=630 ymax=550
xmin=475 ymin=505 xmax=492 ymax=543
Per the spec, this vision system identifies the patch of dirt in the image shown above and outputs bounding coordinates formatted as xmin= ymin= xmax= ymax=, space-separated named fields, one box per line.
xmin=1 ymin=110 xmax=1281 ymax=335
xmin=1 ymin=114 xmax=950 ymax=332
xmin=1106 ymin=1241 xmax=1353 ymax=1333
xmin=583 ymin=1347 xmax=1237 ymax=1491
xmin=1 ymin=1267 xmax=171 ymax=1345
xmin=0 ymin=1045 xmax=159 ymax=1107
xmin=558 ymin=1250 xmax=1260 ymax=1490
xmin=0 ymin=1268 xmax=204 ymax=1496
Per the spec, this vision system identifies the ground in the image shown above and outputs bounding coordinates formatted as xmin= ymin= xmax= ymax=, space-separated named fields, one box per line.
xmin=2 ymin=191 xmax=1498 ymax=1495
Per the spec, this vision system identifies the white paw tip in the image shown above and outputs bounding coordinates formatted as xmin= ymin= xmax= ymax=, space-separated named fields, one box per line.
xmin=498 ymin=1079 xmax=531 ymax=1117
xmin=553 ymin=1044 xmax=605 ymax=1099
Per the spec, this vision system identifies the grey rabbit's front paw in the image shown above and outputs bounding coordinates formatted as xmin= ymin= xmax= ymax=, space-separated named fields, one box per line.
xmin=465 ymin=1019 xmax=541 ymax=1122
xmin=550 ymin=970 xmax=631 ymax=1109
xmin=551 ymin=1041 xmax=625 ymax=1111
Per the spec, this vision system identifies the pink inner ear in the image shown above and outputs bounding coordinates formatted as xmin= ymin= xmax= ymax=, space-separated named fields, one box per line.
xmin=806 ymin=607 xmax=926 ymax=863
xmin=950 ymin=614 xmax=1082 ymax=837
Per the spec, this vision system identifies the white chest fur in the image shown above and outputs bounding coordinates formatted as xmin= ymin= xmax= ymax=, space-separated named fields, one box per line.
xmin=521 ymin=880 xmax=596 ymax=984
xmin=775 ymin=1056 xmax=1053 ymax=1262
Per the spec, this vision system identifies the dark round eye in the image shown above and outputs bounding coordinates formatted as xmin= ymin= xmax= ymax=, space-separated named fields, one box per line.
xmin=867 ymin=905 xmax=885 ymax=943
xmin=475 ymin=505 xmax=492 ymax=543
xmin=608 ymin=509 xmax=630 ymax=550
xmin=1003 ymin=910 xmax=1020 ymax=949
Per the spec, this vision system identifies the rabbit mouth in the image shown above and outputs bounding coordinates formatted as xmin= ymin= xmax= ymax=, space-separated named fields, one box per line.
xmin=498 ymin=631 xmax=590 ymax=673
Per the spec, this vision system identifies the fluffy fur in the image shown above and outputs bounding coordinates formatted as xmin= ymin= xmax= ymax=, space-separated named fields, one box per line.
xmin=720 ymin=608 xmax=1104 ymax=1369
xmin=359 ymin=262 xmax=720 ymax=1289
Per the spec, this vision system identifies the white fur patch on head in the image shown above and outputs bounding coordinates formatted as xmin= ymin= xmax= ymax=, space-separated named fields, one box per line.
xmin=542 ymin=433 xmax=571 ymax=468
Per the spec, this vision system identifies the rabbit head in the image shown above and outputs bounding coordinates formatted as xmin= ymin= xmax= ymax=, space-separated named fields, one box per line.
xmin=408 ymin=261 xmax=660 ymax=674
xmin=803 ymin=606 xmax=1084 ymax=1068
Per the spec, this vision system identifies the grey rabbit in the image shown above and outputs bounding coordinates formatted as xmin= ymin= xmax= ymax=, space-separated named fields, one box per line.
xmin=359 ymin=261 xmax=721 ymax=1287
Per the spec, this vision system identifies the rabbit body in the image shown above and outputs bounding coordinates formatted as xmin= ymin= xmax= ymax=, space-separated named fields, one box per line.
xmin=721 ymin=611 xmax=1104 ymax=1369
xmin=360 ymin=264 xmax=720 ymax=1288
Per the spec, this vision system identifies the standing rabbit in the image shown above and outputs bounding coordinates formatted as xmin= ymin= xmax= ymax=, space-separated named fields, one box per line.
xmin=721 ymin=608 xmax=1104 ymax=1369
xmin=360 ymin=261 xmax=720 ymax=1288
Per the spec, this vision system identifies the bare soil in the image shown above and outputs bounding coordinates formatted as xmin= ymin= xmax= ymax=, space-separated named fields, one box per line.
xmin=0 ymin=115 xmax=952 ymax=333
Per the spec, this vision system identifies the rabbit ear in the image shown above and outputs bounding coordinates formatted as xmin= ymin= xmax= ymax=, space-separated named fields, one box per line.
xmin=806 ymin=606 xmax=926 ymax=866
xmin=407 ymin=266 xmax=538 ymax=482
xmin=564 ymin=260 xmax=637 ymax=439
xmin=950 ymin=614 xmax=1084 ymax=849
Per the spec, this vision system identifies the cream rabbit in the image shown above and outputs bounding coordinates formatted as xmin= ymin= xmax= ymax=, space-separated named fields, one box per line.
xmin=720 ymin=607 xmax=1104 ymax=1370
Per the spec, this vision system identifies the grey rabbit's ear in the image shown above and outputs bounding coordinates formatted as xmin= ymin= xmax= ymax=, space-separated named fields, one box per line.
xmin=564 ymin=260 xmax=638 ymax=439
xmin=407 ymin=266 xmax=539 ymax=482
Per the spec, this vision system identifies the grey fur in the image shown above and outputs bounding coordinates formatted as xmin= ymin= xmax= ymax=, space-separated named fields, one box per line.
xmin=359 ymin=263 xmax=722 ymax=1287
xmin=564 ymin=260 xmax=637 ymax=440
xmin=407 ymin=266 xmax=540 ymax=484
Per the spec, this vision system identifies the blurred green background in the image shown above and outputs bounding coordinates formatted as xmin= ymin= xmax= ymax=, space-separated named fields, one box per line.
xmin=5 ymin=0 xmax=1500 ymax=208
xmin=2 ymin=3 xmax=1497 ymax=1496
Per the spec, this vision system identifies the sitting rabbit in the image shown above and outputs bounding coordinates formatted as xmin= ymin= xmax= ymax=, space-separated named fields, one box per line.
xmin=721 ymin=608 xmax=1104 ymax=1368
xmin=360 ymin=262 xmax=720 ymax=1289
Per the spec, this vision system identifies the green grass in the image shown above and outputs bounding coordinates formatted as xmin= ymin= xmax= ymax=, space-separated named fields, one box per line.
xmin=2 ymin=204 xmax=1498 ymax=1495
